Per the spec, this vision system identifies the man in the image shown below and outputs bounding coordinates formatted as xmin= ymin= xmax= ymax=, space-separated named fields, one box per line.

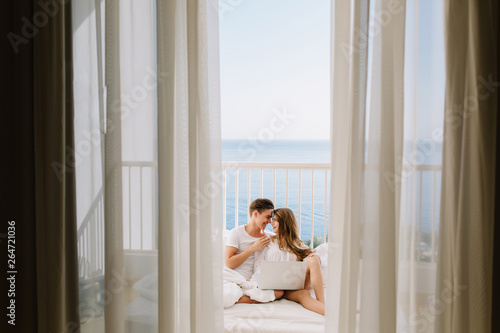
xmin=225 ymin=198 xmax=284 ymax=303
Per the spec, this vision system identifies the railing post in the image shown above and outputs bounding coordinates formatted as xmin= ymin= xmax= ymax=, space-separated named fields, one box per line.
xmin=247 ymin=168 xmax=251 ymax=206
xmin=418 ymin=170 xmax=423 ymax=262
xmin=128 ymin=166 xmax=132 ymax=249
xmin=152 ymin=167 xmax=156 ymax=251
xmin=260 ymin=168 xmax=263 ymax=198
xmin=431 ymin=170 xmax=437 ymax=263
xmin=310 ymin=170 xmax=314 ymax=248
xmin=140 ymin=166 xmax=143 ymax=250
xmin=235 ymin=169 xmax=239 ymax=227
xmin=324 ymin=170 xmax=327 ymax=243
xmin=223 ymin=168 xmax=226 ymax=230
xmin=285 ymin=169 xmax=289 ymax=207
xmin=273 ymin=168 xmax=276 ymax=203
xmin=298 ymin=169 xmax=302 ymax=238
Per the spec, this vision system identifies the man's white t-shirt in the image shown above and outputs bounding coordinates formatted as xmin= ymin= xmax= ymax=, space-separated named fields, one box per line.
xmin=225 ymin=225 xmax=271 ymax=281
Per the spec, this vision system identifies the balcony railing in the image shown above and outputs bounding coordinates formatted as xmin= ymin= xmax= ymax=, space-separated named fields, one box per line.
xmin=76 ymin=161 xmax=442 ymax=278
xmin=77 ymin=188 xmax=104 ymax=279
xmin=221 ymin=162 xmax=331 ymax=245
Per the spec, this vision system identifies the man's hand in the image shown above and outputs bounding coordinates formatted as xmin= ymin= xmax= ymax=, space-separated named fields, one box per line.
xmin=251 ymin=236 xmax=271 ymax=251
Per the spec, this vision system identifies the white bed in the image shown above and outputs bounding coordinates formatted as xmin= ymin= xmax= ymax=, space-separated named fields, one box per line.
xmin=125 ymin=287 xmax=325 ymax=333
xmin=124 ymin=231 xmax=329 ymax=332
xmin=125 ymin=293 xmax=325 ymax=333
xmin=123 ymin=228 xmax=415 ymax=332
xmin=224 ymin=294 xmax=325 ymax=333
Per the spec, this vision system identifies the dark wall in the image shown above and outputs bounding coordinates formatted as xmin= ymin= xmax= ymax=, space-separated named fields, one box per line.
xmin=0 ymin=1 xmax=38 ymax=332
xmin=492 ymin=1 xmax=500 ymax=330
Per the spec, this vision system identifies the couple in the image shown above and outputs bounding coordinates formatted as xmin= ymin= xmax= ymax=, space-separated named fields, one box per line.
xmin=224 ymin=198 xmax=325 ymax=315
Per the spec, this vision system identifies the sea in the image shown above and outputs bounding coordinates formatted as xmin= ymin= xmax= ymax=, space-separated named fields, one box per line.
xmin=221 ymin=139 xmax=443 ymax=245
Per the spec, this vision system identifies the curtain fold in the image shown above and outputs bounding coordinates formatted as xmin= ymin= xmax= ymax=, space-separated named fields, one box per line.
xmin=436 ymin=0 xmax=498 ymax=332
xmin=157 ymin=0 xmax=224 ymax=332
xmin=360 ymin=0 xmax=405 ymax=329
xmin=326 ymin=0 xmax=368 ymax=331
xmin=33 ymin=0 xmax=81 ymax=331
xmin=104 ymin=0 xmax=125 ymax=332
xmin=327 ymin=0 xmax=406 ymax=332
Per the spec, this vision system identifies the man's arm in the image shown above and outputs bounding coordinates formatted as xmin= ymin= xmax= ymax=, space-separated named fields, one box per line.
xmin=225 ymin=236 xmax=270 ymax=269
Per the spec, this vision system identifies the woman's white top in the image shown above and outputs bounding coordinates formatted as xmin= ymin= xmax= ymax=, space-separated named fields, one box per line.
xmin=251 ymin=238 xmax=298 ymax=283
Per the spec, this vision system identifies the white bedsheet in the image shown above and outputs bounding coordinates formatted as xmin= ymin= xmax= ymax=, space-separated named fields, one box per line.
xmin=124 ymin=293 xmax=325 ymax=333
xmin=224 ymin=298 xmax=325 ymax=333
xmin=223 ymin=266 xmax=276 ymax=308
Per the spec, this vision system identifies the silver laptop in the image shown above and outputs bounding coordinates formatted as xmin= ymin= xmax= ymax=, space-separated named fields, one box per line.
xmin=258 ymin=261 xmax=307 ymax=290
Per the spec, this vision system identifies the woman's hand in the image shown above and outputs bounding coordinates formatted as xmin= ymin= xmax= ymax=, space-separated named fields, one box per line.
xmin=251 ymin=236 xmax=271 ymax=252
xmin=306 ymin=253 xmax=321 ymax=265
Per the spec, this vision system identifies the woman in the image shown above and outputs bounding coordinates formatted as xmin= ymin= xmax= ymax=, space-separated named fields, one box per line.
xmin=252 ymin=208 xmax=325 ymax=315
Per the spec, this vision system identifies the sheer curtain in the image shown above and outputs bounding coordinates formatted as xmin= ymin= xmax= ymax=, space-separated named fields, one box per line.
xmin=74 ymin=0 xmax=223 ymax=332
xmin=327 ymin=0 xmax=446 ymax=332
xmin=156 ymin=0 xmax=224 ymax=332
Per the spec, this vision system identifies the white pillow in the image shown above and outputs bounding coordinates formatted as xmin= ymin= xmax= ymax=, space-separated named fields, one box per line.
xmin=314 ymin=243 xmax=329 ymax=287
xmin=133 ymin=272 xmax=158 ymax=302
xmin=134 ymin=230 xmax=231 ymax=303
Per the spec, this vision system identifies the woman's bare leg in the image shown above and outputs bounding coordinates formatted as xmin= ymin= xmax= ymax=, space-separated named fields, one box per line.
xmin=305 ymin=256 xmax=325 ymax=303
xmin=284 ymin=290 xmax=325 ymax=316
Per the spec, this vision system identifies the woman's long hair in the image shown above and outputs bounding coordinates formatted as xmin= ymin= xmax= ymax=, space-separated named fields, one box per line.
xmin=273 ymin=208 xmax=313 ymax=261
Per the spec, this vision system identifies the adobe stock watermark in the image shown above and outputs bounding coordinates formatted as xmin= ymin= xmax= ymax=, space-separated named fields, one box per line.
xmin=384 ymin=73 xmax=499 ymax=192
xmin=434 ymin=73 xmax=499 ymax=141
xmin=177 ymin=106 xmax=296 ymax=221
xmin=51 ymin=66 xmax=168 ymax=182
xmin=340 ymin=0 xmax=405 ymax=61
xmin=405 ymin=279 xmax=467 ymax=333
xmin=236 ymin=107 xmax=297 ymax=161
xmin=211 ymin=0 xmax=247 ymax=20
xmin=7 ymin=0 xmax=69 ymax=54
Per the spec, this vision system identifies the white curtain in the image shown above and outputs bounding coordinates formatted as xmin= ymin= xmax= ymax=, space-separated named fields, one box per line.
xmin=327 ymin=0 xmax=446 ymax=332
xmin=156 ymin=0 xmax=224 ymax=332
xmin=74 ymin=0 xmax=223 ymax=332
xmin=327 ymin=0 xmax=405 ymax=331
xmin=327 ymin=0 xmax=370 ymax=330
xmin=73 ymin=0 xmax=107 ymax=328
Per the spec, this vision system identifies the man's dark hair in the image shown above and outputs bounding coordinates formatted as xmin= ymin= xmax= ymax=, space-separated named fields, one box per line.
xmin=249 ymin=198 xmax=274 ymax=216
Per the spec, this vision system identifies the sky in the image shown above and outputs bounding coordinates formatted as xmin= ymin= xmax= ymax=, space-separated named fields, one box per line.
xmin=219 ymin=0 xmax=331 ymax=140
xmin=218 ymin=0 xmax=445 ymax=142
